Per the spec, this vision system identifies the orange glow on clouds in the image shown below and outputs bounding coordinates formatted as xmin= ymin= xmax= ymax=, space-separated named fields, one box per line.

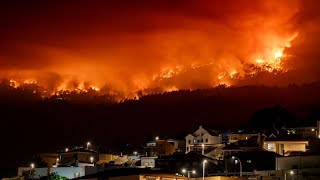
xmin=1 ymin=0 xmax=313 ymax=98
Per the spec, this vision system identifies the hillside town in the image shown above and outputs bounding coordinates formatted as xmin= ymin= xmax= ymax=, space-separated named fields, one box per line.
xmin=5 ymin=120 xmax=320 ymax=180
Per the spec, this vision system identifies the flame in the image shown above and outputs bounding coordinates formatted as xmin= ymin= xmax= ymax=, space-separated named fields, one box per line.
xmin=1 ymin=29 xmax=299 ymax=100
xmin=9 ymin=79 xmax=19 ymax=88
xmin=274 ymin=50 xmax=283 ymax=59
xmin=23 ymin=80 xmax=37 ymax=85
xmin=90 ymin=86 xmax=100 ymax=91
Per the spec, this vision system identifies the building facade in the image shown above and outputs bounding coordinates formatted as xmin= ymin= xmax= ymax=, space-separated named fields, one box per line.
xmin=263 ymin=140 xmax=309 ymax=156
xmin=185 ymin=126 xmax=222 ymax=154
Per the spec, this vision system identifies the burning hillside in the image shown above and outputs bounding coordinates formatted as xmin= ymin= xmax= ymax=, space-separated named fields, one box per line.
xmin=1 ymin=0 xmax=319 ymax=98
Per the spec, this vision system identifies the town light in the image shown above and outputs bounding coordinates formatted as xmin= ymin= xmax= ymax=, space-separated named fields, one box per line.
xmin=29 ymin=163 xmax=35 ymax=176
xmin=133 ymin=151 xmax=138 ymax=155
xmin=65 ymin=148 xmax=69 ymax=152
xmin=232 ymin=156 xmax=242 ymax=177
xmin=90 ymin=156 xmax=94 ymax=163
xmin=202 ymin=144 xmax=205 ymax=155
xmin=181 ymin=169 xmax=195 ymax=178
xmin=155 ymin=136 xmax=159 ymax=141
xmin=284 ymin=170 xmax=295 ymax=180
xmin=203 ymin=160 xmax=207 ymax=180
xmin=87 ymin=142 xmax=91 ymax=150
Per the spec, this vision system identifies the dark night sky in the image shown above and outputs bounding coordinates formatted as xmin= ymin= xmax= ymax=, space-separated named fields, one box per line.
xmin=0 ymin=0 xmax=320 ymax=172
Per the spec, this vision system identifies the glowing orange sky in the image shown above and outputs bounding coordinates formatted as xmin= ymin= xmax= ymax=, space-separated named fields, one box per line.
xmin=0 ymin=0 xmax=320 ymax=95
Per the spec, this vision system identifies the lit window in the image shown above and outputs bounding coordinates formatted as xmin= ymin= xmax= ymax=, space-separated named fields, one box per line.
xmin=267 ymin=143 xmax=275 ymax=150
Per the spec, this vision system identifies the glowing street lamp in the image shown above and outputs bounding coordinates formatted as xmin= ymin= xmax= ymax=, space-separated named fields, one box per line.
xmin=181 ymin=169 xmax=196 ymax=178
xmin=284 ymin=170 xmax=294 ymax=180
xmin=203 ymin=160 xmax=207 ymax=180
xmin=65 ymin=148 xmax=69 ymax=152
xmin=232 ymin=156 xmax=242 ymax=177
xmin=87 ymin=142 xmax=91 ymax=150
xmin=202 ymin=144 xmax=205 ymax=155
xmin=90 ymin=156 xmax=94 ymax=164
xmin=30 ymin=163 xmax=34 ymax=175
xmin=155 ymin=136 xmax=159 ymax=141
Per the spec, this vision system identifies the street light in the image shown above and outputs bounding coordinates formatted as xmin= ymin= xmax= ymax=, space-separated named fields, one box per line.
xmin=56 ymin=158 xmax=59 ymax=164
xmin=203 ymin=160 xmax=207 ymax=180
xmin=87 ymin=142 xmax=91 ymax=150
xmin=232 ymin=156 xmax=242 ymax=177
xmin=202 ymin=144 xmax=205 ymax=155
xmin=90 ymin=156 xmax=94 ymax=164
xmin=65 ymin=148 xmax=69 ymax=152
xmin=284 ymin=170 xmax=294 ymax=180
xmin=155 ymin=136 xmax=159 ymax=141
xmin=181 ymin=169 xmax=196 ymax=178
xmin=30 ymin=163 xmax=34 ymax=175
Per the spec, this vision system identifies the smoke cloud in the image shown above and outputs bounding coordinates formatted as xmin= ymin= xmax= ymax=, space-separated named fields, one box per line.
xmin=0 ymin=0 xmax=319 ymax=94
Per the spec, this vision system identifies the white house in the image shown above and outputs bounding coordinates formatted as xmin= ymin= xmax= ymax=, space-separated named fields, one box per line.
xmin=140 ymin=157 xmax=157 ymax=168
xmin=185 ymin=125 xmax=222 ymax=154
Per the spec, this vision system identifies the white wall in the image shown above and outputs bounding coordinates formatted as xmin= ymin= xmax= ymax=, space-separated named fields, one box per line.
xmin=140 ymin=157 xmax=156 ymax=167
xmin=276 ymin=155 xmax=320 ymax=170
xmin=207 ymin=134 xmax=222 ymax=144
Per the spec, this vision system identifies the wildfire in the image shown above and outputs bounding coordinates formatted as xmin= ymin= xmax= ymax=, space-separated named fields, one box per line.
xmin=23 ymin=80 xmax=37 ymax=85
xmin=90 ymin=86 xmax=100 ymax=91
xmin=9 ymin=79 xmax=19 ymax=88
xmin=1 ymin=29 xmax=299 ymax=100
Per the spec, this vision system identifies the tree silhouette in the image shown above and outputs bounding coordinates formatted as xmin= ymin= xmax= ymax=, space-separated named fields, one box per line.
xmin=248 ymin=105 xmax=295 ymax=131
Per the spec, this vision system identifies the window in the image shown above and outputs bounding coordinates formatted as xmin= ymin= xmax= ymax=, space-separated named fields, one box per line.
xmin=197 ymin=140 xmax=200 ymax=143
xmin=194 ymin=140 xmax=197 ymax=143
xmin=205 ymin=138 xmax=208 ymax=143
xmin=267 ymin=143 xmax=275 ymax=150
xmin=188 ymin=140 xmax=191 ymax=144
xmin=201 ymin=139 xmax=203 ymax=143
